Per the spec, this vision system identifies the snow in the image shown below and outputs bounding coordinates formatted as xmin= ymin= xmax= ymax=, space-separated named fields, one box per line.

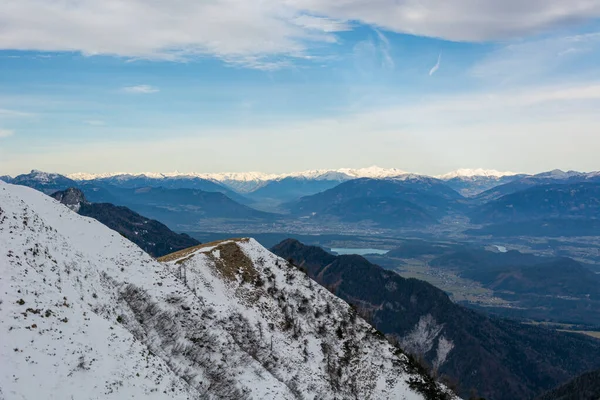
xmin=0 ymin=181 xmax=455 ymax=400
xmin=23 ymin=170 xmax=67 ymax=183
xmin=67 ymin=167 xmax=408 ymax=183
xmin=60 ymin=167 xmax=600 ymax=189
xmin=399 ymin=315 xmax=454 ymax=372
xmin=68 ymin=166 xmax=526 ymax=185
xmin=0 ymin=182 xmax=198 ymax=399
xmin=435 ymin=169 xmax=520 ymax=180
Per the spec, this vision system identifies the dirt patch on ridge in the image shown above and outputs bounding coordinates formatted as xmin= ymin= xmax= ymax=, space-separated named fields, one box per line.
xmin=157 ymin=238 xmax=250 ymax=263
xmin=208 ymin=241 xmax=257 ymax=284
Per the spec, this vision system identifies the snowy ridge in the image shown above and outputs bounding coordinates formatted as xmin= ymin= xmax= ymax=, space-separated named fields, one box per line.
xmin=435 ymin=169 xmax=520 ymax=180
xmin=0 ymin=181 xmax=454 ymax=399
xmin=67 ymin=166 xmax=410 ymax=183
xmin=26 ymin=170 xmax=65 ymax=183
xmin=66 ymin=166 xmax=528 ymax=184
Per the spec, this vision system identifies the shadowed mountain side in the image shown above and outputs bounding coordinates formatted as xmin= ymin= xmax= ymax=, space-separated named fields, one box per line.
xmin=271 ymin=239 xmax=600 ymax=400
xmin=51 ymin=188 xmax=200 ymax=257
xmin=284 ymin=177 xmax=466 ymax=227
xmin=247 ymin=177 xmax=344 ymax=203
xmin=81 ymin=174 xmax=250 ymax=205
xmin=535 ymin=369 xmax=600 ymax=400
xmin=471 ymin=183 xmax=600 ymax=224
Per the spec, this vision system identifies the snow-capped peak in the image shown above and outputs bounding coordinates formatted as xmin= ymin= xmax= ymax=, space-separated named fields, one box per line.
xmin=67 ymin=166 xmax=410 ymax=183
xmin=336 ymin=166 xmax=410 ymax=179
xmin=26 ymin=169 xmax=65 ymax=182
xmin=435 ymin=168 xmax=520 ymax=180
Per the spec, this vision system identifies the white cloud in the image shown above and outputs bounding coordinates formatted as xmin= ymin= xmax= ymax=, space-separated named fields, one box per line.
xmin=0 ymin=129 xmax=14 ymax=138
xmin=292 ymin=0 xmax=600 ymax=41
xmin=123 ymin=85 xmax=159 ymax=94
xmin=429 ymin=53 xmax=441 ymax=76
xmin=293 ymin=15 xmax=351 ymax=33
xmin=1 ymin=0 xmax=600 ymax=68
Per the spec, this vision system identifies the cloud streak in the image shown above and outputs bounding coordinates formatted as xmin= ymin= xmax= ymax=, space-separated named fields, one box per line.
xmin=429 ymin=53 xmax=441 ymax=76
xmin=123 ymin=85 xmax=159 ymax=94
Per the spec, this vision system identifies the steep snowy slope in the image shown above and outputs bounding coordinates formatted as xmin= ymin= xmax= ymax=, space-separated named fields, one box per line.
xmin=0 ymin=181 xmax=453 ymax=400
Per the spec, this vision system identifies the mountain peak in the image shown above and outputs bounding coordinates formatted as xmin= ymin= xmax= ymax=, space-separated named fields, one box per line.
xmin=534 ymin=169 xmax=582 ymax=179
xmin=67 ymin=166 xmax=411 ymax=183
xmin=436 ymin=168 xmax=520 ymax=180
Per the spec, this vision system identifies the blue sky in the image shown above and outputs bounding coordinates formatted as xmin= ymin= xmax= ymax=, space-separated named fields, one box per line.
xmin=2 ymin=0 xmax=600 ymax=176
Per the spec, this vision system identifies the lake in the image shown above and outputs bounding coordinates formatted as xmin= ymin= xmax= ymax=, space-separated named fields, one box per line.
xmin=330 ymin=248 xmax=389 ymax=256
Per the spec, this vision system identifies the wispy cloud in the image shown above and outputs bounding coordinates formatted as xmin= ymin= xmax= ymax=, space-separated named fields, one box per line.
xmin=1 ymin=0 xmax=599 ymax=69
xmin=353 ymin=30 xmax=395 ymax=74
xmin=123 ymin=85 xmax=159 ymax=94
xmin=374 ymin=29 xmax=394 ymax=69
xmin=429 ymin=53 xmax=442 ymax=76
xmin=0 ymin=129 xmax=14 ymax=138
xmin=293 ymin=15 xmax=351 ymax=33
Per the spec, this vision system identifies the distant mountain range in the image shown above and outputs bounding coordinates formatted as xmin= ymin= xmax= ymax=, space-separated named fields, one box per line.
xmin=69 ymin=171 xmax=249 ymax=204
xmin=67 ymin=166 xmax=523 ymax=199
xmin=475 ymin=170 xmax=600 ymax=202
xmin=8 ymin=167 xmax=600 ymax=234
xmin=8 ymin=170 xmax=279 ymax=230
xmin=17 ymin=167 xmax=598 ymax=206
xmin=68 ymin=166 xmax=412 ymax=185
xmin=284 ymin=177 xmax=467 ymax=228
xmin=271 ymin=239 xmax=600 ymax=400
xmin=442 ymin=174 xmax=526 ymax=197
xmin=471 ymin=182 xmax=600 ymax=224
xmin=51 ymin=188 xmax=200 ymax=257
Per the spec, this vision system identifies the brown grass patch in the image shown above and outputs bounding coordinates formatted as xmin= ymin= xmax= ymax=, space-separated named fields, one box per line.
xmin=208 ymin=241 xmax=257 ymax=284
xmin=157 ymin=238 xmax=250 ymax=263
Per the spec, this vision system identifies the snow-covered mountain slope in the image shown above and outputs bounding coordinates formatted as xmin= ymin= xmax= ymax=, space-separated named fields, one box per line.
xmin=0 ymin=181 xmax=454 ymax=400
xmin=11 ymin=170 xmax=78 ymax=194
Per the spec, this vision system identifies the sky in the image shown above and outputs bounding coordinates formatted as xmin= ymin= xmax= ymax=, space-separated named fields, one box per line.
xmin=1 ymin=0 xmax=600 ymax=177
